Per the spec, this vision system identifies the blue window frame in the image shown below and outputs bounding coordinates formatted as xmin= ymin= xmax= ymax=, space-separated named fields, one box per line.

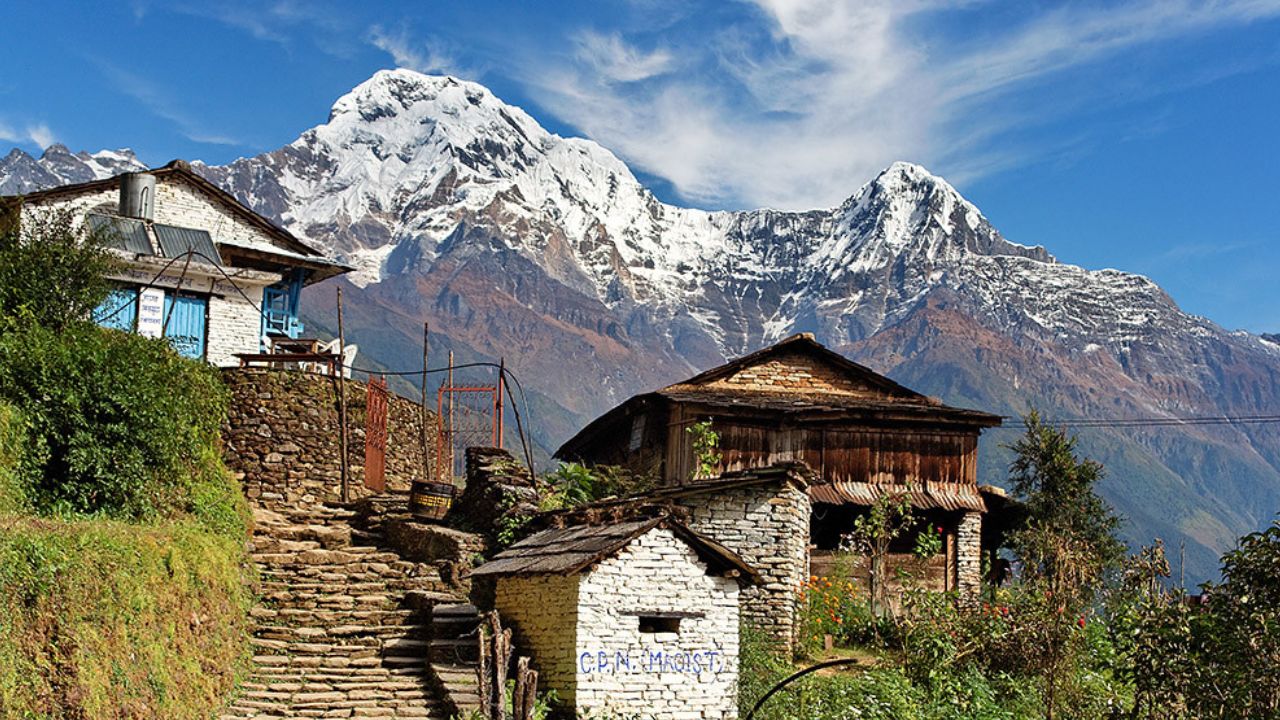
xmin=93 ymin=286 xmax=138 ymax=332
xmin=261 ymin=268 xmax=306 ymax=342
xmin=163 ymin=294 xmax=208 ymax=360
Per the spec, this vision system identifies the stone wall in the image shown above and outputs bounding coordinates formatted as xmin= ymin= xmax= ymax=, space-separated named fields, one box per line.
xmin=495 ymin=528 xmax=741 ymax=719
xmin=956 ymin=511 xmax=983 ymax=601
xmin=221 ymin=367 xmax=438 ymax=511
xmin=672 ymin=476 xmax=810 ymax=653
xmin=493 ymin=574 xmax=581 ymax=705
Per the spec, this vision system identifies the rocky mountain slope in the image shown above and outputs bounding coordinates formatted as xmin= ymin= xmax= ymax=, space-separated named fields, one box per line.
xmin=5 ymin=68 xmax=1278 ymax=582
xmin=0 ymin=144 xmax=145 ymax=194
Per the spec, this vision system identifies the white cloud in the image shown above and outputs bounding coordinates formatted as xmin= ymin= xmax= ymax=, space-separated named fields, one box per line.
xmin=574 ymin=31 xmax=675 ymax=83
xmin=516 ymin=0 xmax=1280 ymax=210
xmin=368 ymin=25 xmax=458 ymax=75
xmin=0 ymin=119 xmax=57 ymax=149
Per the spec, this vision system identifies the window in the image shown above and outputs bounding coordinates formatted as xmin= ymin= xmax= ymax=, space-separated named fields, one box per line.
xmin=93 ymin=286 xmax=138 ymax=332
xmin=628 ymin=414 xmax=645 ymax=453
xmin=638 ymin=615 xmax=681 ymax=634
xmin=261 ymin=268 xmax=306 ymax=341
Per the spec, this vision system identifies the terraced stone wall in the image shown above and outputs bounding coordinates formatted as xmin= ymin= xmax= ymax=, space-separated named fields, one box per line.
xmin=221 ymin=367 xmax=438 ymax=511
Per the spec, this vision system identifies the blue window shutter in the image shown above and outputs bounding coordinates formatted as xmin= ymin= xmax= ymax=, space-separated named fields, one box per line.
xmin=93 ymin=287 xmax=138 ymax=332
xmin=260 ymin=269 xmax=307 ymax=340
xmin=163 ymin=294 xmax=208 ymax=360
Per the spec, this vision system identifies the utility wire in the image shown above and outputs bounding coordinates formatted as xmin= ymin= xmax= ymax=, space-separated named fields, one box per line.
xmin=994 ymin=414 xmax=1280 ymax=429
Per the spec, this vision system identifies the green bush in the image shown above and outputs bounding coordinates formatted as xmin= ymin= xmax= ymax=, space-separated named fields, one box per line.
xmin=0 ymin=516 xmax=251 ymax=718
xmin=0 ymin=322 xmax=237 ymax=525
xmin=0 ymin=401 xmax=25 ymax=513
xmin=0 ymin=207 xmax=118 ymax=333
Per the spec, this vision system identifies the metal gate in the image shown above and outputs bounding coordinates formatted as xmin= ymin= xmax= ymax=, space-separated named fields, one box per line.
xmin=364 ymin=375 xmax=388 ymax=492
xmin=437 ymin=384 xmax=502 ymax=482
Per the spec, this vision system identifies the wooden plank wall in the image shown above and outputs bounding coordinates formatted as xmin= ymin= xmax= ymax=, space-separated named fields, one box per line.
xmin=668 ymin=416 xmax=979 ymax=488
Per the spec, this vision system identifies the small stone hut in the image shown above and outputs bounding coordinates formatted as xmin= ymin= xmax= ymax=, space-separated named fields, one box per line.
xmin=471 ymin=516 xmax=759 ymax=719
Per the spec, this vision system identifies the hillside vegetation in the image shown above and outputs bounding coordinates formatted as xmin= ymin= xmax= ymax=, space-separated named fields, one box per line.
xmin=0 ymin=210 xmax=251 ymax=719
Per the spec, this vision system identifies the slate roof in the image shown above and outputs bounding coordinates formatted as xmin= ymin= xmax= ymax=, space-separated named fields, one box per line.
xmin=469 ymin=516 xmax=760 ymax=585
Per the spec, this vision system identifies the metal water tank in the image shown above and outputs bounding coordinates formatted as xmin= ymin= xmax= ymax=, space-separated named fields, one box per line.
xmin=118 ymin=173 xmax=156 ymax=221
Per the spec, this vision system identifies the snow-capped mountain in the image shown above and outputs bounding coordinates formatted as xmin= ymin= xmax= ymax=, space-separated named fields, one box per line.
xmin=0 ymin=144 xmax=145 ymax=194
xmin=4 ymin=68 xmax=1278 ymax=583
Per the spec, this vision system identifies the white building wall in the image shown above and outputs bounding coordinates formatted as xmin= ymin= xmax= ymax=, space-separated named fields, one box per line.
xmin=576 ymin=528 xmax=740 ymax=720
xmin=16 ymin=177 xmax=298 ymax=366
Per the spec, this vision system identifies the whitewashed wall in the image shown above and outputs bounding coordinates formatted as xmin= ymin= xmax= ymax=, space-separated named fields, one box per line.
xmin=17 ymin=177 xmax=293 ymax=366
xmin=496 ymin=527 xmax=742 ymax=719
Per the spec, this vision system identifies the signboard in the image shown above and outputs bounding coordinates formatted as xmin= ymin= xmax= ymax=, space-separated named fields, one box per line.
xmin=137 ymin=287 xmax=165 ymax=338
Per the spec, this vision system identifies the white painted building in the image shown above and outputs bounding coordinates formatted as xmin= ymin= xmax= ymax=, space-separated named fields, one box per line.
xmin=471 ymin=516 xmax=759 ymax=720
xmin=0 ymin=161 xmax=349 ymax=366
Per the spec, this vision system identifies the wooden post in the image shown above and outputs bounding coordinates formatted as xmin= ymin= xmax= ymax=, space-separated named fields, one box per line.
xmin=447 ymin=350 xmax=455 ymax=481
xmin=337 ymin=287 xmax=349 ymax=503
xmin=512 ymin=656 xmax=538 ymax=720
xmin=477 ymin=611 xmax=513 ymax=720
xmin=495 ymin=358 xmax=505 ymax=448
xmin=420 ymin=322 xmax=430 ymax=481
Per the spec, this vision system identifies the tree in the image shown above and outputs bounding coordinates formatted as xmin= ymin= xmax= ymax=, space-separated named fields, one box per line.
xmin=1004 ymin=410 xmax=1124 ymax=720
xmin=1007 ymin=410 xmax=1124 ymax=591
xmin=0 ymin=208 xmax=118 ymax=332
xmin=843 ymin=491 xmax=915 ymax=619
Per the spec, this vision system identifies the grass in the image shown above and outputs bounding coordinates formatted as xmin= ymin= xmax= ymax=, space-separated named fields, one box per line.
xmin=0 ymin=514 xmax=252 ymax=719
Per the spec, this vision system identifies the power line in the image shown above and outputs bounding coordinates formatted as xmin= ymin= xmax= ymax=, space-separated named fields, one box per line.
xmin=995 ymin=414 xmax=1280 ymax=430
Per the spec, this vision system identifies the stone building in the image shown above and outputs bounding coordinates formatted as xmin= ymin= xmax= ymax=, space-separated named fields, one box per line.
xmin=556 ymin=333 xmax=1015 ymax=621
xmin=0 ymin=161 xmax=350 ymax=365
xmin=471 ymin=515 xmax=759 ymax=719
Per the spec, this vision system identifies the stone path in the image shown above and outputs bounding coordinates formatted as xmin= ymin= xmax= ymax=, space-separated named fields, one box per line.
xmin=220 ymin=504 xmax=458 ymax=719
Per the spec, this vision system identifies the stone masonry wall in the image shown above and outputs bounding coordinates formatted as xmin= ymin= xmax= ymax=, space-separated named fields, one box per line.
xmin=221 ymin=367 xmax=437 ymax=511
xmin=493 ymin=574 xmax=581 ymax=705
xmin=580 ymin=528 xmax=740 ymax=719
xmin=706 ymin=350 xmax=878 ymax=396
xmin=674 ymin=480 xmax=810 ymax=653
xmin=956 ymin=511 xmax=982 ymax=602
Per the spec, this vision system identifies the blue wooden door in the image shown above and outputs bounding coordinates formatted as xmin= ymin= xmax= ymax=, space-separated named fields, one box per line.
xmin=163 ymin=294 xmax=207 ymax=360
xmin=93 ymin=287 xmax=137 ymax=332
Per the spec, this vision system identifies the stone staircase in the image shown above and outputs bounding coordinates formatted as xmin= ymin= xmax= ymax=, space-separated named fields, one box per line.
xmin=427 ymin=603 xmax=484 ymax=718
xmin=220 ymin=504 xmax=459 ymax=719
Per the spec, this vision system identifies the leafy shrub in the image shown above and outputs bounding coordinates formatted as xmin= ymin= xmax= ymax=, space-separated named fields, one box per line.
xmin=0 ymin=321 xmax=238 ymax=527
xmin=796 ymin=575 xmax=871 ymax=658
xmin=538 ymin=462 xmax=656 ymax=511
xmin=0 ymin=207 xmax=118 ymax=333
xmin=0 ymin=401 xmax=24 ymax=514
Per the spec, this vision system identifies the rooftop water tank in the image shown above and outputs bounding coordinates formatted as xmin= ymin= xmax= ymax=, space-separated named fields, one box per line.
xmin=118 ymin=172 xmax=156 ymax=221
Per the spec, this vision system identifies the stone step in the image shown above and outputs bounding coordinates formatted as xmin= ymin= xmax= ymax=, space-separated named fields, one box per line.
xmin=428 ymin=637 xmax=479 ymax=664
xmin=252 ymin=607 xmax=422 ymax=627
xmin=250 ymin=637 xmax=430 ymax=657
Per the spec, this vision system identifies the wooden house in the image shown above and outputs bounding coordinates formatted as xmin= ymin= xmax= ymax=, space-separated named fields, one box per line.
xmin=556 ymin=333 xmax=1013 ymax=599
xmin=1 ymin=161 xmax=350 ymax=365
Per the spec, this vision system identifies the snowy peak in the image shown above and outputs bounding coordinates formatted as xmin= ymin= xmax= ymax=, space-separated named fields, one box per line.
xmin=0 ymin=144 xmax=145 ymax=194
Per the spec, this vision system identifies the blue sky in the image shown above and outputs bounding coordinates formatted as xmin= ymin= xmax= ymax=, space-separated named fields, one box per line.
xmin=2 ymin=1 xmax=1278 ymax=333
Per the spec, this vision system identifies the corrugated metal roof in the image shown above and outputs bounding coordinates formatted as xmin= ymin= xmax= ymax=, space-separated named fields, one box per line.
xmin=810 ymin=481 xmax=987 ymax=512
xmin=154 ymin=223 xmax=223 ymax=266
xmin=87 ymin=214 xmax=152 ymax=255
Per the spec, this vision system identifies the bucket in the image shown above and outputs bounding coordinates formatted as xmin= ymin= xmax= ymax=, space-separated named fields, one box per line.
xmin=410 ymin=480 xmax=456 ymax=521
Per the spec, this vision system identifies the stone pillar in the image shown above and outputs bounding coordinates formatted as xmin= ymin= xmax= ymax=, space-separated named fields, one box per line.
xmin=956 ymin=511 xmax=983 ymax=602
xmin=674 ymin=472 xmax=810 ymax=653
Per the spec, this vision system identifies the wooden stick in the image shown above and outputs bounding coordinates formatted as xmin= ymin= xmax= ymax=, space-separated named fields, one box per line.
xmin=420 ymin=321 xmax=430 ymax=481
xmin=337 ymin=286 xmax=349 ymax=503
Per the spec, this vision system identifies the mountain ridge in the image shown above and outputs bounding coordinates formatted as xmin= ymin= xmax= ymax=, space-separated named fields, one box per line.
xmin=3 ymin=67 xmax=1277 ymax=583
